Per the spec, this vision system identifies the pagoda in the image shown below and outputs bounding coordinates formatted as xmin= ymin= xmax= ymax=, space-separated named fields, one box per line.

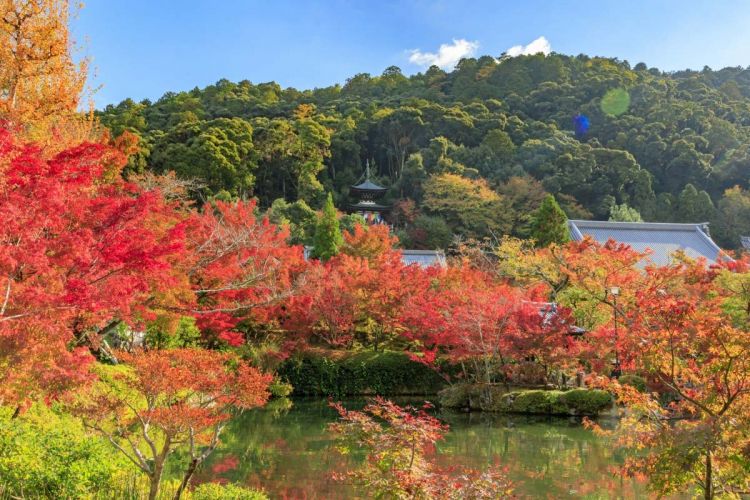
xmin=349 ymin=161 xmax=389 ymax=224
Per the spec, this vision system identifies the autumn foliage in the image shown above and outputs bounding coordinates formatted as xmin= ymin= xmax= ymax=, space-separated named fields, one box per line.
xmin=184 ymin=199 xmax=305 ymax=347
xmin=4 ymin=54 xmax=750 ymax=496
xmin=329 ymin=397 xmax=513 ymax=499
xmin=70 ymin=348 xmax=272 ymax=500
xmin=578 ymin=256 xmax=750 ymax=498
xmin=402 ymin=265 xmax=572 ymax=384
xmin=0 ymin=127 xmax=185 ymax=407
xmin=285 ymin=224 xmax=428 ymax=350
xmin=0 ymin=0 xmax=98 ymax=149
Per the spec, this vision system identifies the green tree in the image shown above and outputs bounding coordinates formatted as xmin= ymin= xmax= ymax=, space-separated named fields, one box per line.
xmin=712 ymin=186 xmax=750 ymax=249
xmin=407 ymin=215 xmax=453 ymax=249
xmin=374 ymin=106 xmax=425 ymax=180
xmin=676 ymin=183 xmax=716 ymax=222
xmin=267 ymin=198 xmax=318 ymax=245
xmin=150 ymin=117 xmax=255 ymax=199
xmin=311 ymin=193 xmax=343 ymax=260
xmin=496 ymin=176 xmax=547 ymax=237
xmin=97 ymin=54 xmax=750 ymax=247
xmin=529 ymin=194 xmax=570 ymax=247
xmin=609 ymin=203 xmax=643 ymax=222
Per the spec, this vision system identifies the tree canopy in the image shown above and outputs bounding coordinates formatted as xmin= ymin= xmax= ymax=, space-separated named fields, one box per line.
xmin=98 ymin=55 xmax=750 ymax=249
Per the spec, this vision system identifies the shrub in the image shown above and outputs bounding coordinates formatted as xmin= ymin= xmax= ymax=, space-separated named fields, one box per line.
xmin=558 ymin=389 xmax=612 ymax=415
xmin=278 ymin=350 xmax=445 ymax=397
xmin=268 ymin=378 xmax=294 ymax=398
xmin=191 ymin=482 xmax=268 ymax=499
xmin=439 ymin=385 xmax=614 ymax=416
xmin=619 ymin=374 xmax=647 ymax=393
xmin=0 ymin=404 xmax=131 ymax=498
xmin=145 ymin=315 xmax=201 ymax=349
xmin=510 ymin=390 xmax=561 ymax=414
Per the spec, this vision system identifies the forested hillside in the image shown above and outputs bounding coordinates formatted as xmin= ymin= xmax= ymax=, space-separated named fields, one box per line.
xmin=99 ymin=54 xmax=750 ymax=249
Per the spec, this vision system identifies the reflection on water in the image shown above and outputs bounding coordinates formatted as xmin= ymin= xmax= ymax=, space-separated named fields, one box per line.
xmin=190 ymin=397 xmax=650 ymax=499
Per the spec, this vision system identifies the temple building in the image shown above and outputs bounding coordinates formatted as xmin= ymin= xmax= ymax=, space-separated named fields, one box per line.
xmin=349 ymin=162 xmax=389 ymax=225
xmin=568 ymin=219 xmax=727 ymax=266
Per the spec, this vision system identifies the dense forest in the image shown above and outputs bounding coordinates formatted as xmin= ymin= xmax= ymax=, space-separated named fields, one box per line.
xmin=99 ymin=53 xmax=750 ymax=249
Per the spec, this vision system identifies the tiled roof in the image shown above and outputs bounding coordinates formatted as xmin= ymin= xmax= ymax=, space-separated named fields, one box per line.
xmin=568 ymin=220 xmax=725 ymax=266
xmin=401 ymin=250 xmax=447 ymax=268
xmin=303 ymin=247 xmax=447 ymax=268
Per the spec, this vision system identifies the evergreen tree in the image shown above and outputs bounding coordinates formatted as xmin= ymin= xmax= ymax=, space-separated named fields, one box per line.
xmin=712 ymin=186 xmax=750 ymax=249
xmin=676 ymin=184 xmax=715 ymax=223
xmin=609 ymin=203 xmax=643 ymax=222
xmin=529 ymin=194 xmax=570 ymax=247
xmin=311 ymin=193 xmax=343 ymax=260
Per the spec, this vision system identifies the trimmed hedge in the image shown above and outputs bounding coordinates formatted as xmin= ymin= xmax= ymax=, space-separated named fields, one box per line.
xmin=439 ymin=384 xmax=614 ymax=416
xmin=557 ymin=389 xmax=613 ymax=414
xmin=278 ymin=350 xmax=446 ymax=397
xmin=511 ymin=390 xmax=564 ymax=414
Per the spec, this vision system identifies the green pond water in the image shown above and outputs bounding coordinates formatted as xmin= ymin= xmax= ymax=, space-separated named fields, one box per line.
xmin=190 ymin=398 xmax=650 ymax=499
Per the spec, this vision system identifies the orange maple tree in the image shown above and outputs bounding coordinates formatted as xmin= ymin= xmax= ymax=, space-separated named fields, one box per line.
xmin=70 ymin=348 xmax=272 ymax=500
xmin=591 ymin=257 xmax=750 ymax=499
xmin=548 ymin=241 xmax=750 ymax=498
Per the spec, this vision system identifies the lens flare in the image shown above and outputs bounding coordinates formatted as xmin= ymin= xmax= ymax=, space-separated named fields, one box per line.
xmin=573 ymin=113 xmax=590 ymax=136
xmin=601 ymin=88 xmax=630 ymax=116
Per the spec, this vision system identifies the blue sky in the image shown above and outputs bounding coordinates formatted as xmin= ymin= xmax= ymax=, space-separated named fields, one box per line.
xmin=74 ymin=1 xmax=750 ymax=108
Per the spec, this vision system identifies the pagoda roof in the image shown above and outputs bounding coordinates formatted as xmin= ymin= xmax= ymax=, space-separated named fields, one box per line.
xmin=350 ymin=179 xmax=388 ymax=192
xmin=351 ymin=160 xmax=388 ymax=194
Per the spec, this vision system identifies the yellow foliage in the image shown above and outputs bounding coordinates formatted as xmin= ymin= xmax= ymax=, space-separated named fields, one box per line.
xmin=0 ymin=0 xmax=99 ymax=150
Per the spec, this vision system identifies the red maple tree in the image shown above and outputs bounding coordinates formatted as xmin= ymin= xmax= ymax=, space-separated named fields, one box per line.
xmin=286 ymin=226 xmax=427 ymax=350
xmin=184 ymin=200 xmax=306 ymax=347
xmin=402 ymin=265 xmax=570 ymax=385
xmin=0 ymin=127 xmax=185 ymax=408
xmin=329 ymin=397 xmax=513 ymax=498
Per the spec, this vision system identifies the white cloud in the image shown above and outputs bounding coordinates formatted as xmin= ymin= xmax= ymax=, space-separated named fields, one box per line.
xmin=505 ymin=36 xmax=551 ymax=57
xmin=408 ymin=38 xmax=479 ymax=70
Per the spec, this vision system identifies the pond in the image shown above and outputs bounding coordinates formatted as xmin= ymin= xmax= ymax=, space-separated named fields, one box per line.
xmin=190 ymin=398 xmax=650 ymax=499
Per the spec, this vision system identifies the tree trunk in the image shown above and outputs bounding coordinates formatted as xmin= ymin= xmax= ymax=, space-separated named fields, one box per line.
xmin=704 ymin=451 xmax=713 ymax=500
xmin=148 ymin=461 xmax=165 ymax=500
xmin=174 ymin=458 xmax=200 ymax=499
xmin=11 ymin=406 xmax=20 ymax=419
